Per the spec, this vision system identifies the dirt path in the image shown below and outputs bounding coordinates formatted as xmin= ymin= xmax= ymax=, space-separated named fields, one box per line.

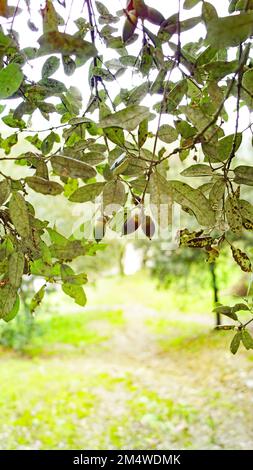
xmin=67 ymin=303 xmax=253 ymax=450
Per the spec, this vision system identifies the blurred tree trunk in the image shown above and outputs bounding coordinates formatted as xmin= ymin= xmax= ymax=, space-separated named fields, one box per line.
xmin=142 ymin=245 xmax=149 ymax=268
xmin=209 ymin=262 xmax=221 ymax=326
xmin=118 ymin=244 xmax=125 ymax=276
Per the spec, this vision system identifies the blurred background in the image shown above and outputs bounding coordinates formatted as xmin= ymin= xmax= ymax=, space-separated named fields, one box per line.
xmin=1 ymin=213 xmax=253 ymax=449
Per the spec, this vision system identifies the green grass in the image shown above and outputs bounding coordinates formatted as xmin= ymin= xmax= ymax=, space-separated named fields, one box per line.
xmin=0 ymin=305 xmax=125 ymax=356
xmin=0 ymin=358 xmax=97 ymax=449
xmin=0 ymin=272 xmax=253 ymax=450
xmin=0 ymin=359 xmax=200 ymax=450
xmin=36 ymin=307 xmax=124 ymax=353
xmin=85 ymin=270 xmax=239 ymax=317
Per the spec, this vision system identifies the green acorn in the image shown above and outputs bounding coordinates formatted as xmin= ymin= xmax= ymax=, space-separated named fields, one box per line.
xmin=141 ymin=215 xmax=155 ymax=239
xmin=122 ymin=213 xmax=141 ymax=235
xmin=93 ymin=216 xmax=107 ymax=243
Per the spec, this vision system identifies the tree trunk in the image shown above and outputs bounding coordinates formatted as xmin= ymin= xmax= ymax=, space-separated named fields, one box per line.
xmin=118 ymin=244 xmax=125 ymax=276
xmin=209 ymin=262 xmax=221 ymax=326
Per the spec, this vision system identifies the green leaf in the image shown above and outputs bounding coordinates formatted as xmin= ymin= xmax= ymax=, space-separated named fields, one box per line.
xmin=26 ymin=176 xmax=64 ymax=195
xmin=242 ymin=69 xmax=253 ymax=96
xmin=241 ymin=329 xmax=253 ymax=350
xmin=181 ymin=104 xmax=214 ymax=140
xmin=47 ymin=227 xmax=68 ymax=246
xmin=103 ymin=180 xmax=126 ymax=214
xmin=41 ymin=131 xmax=60 ymax=155
xmin=175 ymin=120 xmax=196 ymax=139
xmin=0 ymin=64 xmax=23 ymax=99
xmin=30 ymin=259 xmax=61 ymax=278
xmin=0 ymin=132 xmax=18 ymax=154
xmin=138 ymin=118 xmax=148 ymax=148
xmin=184 ymin=0 xmax=201 ymax=9
xmin=128 ymin=82 xmax=149 ymax=105
xmin=95 ymin=1 xmax=110 ymax=16
xmin=69 ymin=182 xmax=106 ymax=203
xmin=42 ymin=0 xmax=60 ymax=33
xmin=38 ymin=78 xmax=67 ymax=94
xmin=8 ymin=251 xmax=24 ymax=288
xmin=149 ymin=171 xmax=172 ymax=228
xmin=2 ymin=294 xmax=20 ymax=323
xmin=61 ymin=264 xmax=88 ymax=285
xmin=183 ymin=236 xmax=213 ymax=248
xmin=50 ymin=240 xmax=86 ymax=261
xmin=62 ymin=55 xmax=76 ymax=76
xmin=225 ymin=195 xmax=242 ymax=234
xmin=234 ymin=165 xmax=253 ymax=186
xmin=202 ymin=60 xmax=238 ymax=80
xmin=158 ymin=124 xmax=178 ymax=144
xmin=0 ymin=284 xmax=18 ymax=320
xmin=150 ymin=69 xmax=166 ymax=94
xmin=9 ymin=192 xmax=30 ymax=238
xmin=104 ymin=127 xmax=125 ymax=146
xmin=196 ymin=46 xmax=218 ymax=66
xmin=157 ymin=80 xmax=188 ymax=113
xmin=51 ymin=155 xmax=96 ymax=179
xmin=218 ymin=134 xmax=242 ymax=162
xmin=231 ymin=245 xmax=252 ymax=272
xmin=209 ymin=179 xmax=226 ymax=208
xmin=230 ymin=331 xmax=241 ymax=354
xmin=82 ymin=152 xmax=105 ymax=166
xmin=232 ymin=303 xmax=250 ymax=313
xmin=203 ymin=133 xmax=242 ymax=163
xmin=206 ymin=12 xmax=253 ymax=49
xmin=2 ymin=113 xmax=26 ymax=129
xmin=0 ymin=178 xmax=11 ymax=206
xmin=62 ymin=282 xmax=87 ymax=307
xmin=181 ymin=164 xmax=213 ymax=177
xmin=100 ymin=105 xmax=151 ymax=131
xmin=239 ymin=199 xmax=253 ymax=223
xmin=42 ymin=56 xmax=60 ymax=78
xmin=25 ymin=134 xmax=42 ymax=150
xmin=38 ymin=32 xmax=97 ymax=60
xmin=235 ymin=0 xmax=253 ymax=10
xmin=169 ymin=181 xmax=215 ymax=226
xmin=30 ymin=285 xmax=46 ymax=314
xmin=202 ymin=1 xmax=218 ymax=24
xmin=213 ymin=305 xmax=238 ymax=321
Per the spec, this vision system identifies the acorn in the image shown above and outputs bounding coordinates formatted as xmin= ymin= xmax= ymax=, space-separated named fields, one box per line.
xmin=122 ymin=10 xmax=138 ymax=43
xmin=93 ymin=216 xmax=107 ymax=243
xmin=141 ymin=215 xmax=155 ymax=239
xmin=122 ymin=213 xmax=141 ymax=236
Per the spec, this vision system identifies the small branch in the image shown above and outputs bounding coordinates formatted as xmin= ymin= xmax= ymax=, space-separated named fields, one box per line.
xmin=64 ymin=0 xmax=74 ymax=33
xmin=226 ymin=44 xmax=243 ymax=171
xmin=141 ymin=60 xmax=176 ymax=202
xmin=10 ymin=0 xmax=21 ymax=31
xmin=243 ymin=317 xmax=253 ymax=328
xmin=21 ymin=123 xmax=69 ymax=133
xmin=176 ymin=0 xmax=181 ymax=65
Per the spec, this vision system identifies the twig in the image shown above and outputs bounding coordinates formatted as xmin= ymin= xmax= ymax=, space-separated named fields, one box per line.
xmin=64 ymin=0 xmax=75 ymax=33
xmin=10 ymin=0 xmax=21 ymax=31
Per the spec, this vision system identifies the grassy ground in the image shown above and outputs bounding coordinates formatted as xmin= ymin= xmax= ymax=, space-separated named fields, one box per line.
xmin=0 ymin=272 xmax=253 ymax=450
